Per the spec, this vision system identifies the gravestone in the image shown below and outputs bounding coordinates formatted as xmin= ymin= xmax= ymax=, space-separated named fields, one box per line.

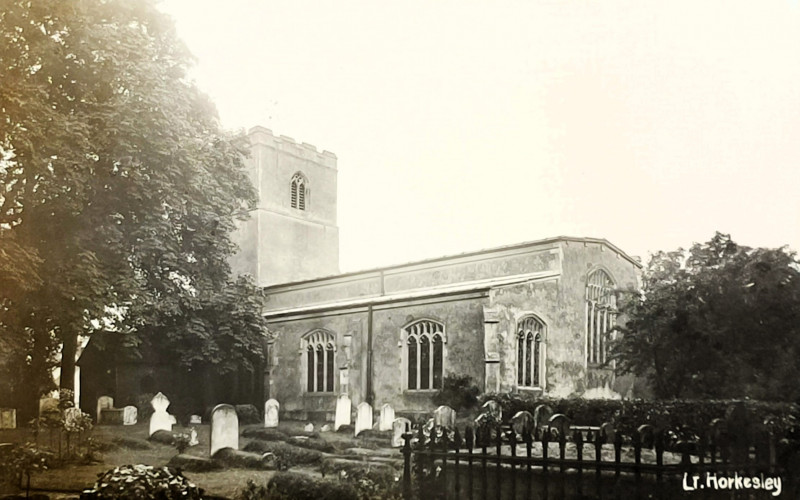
xmin=533 ymin=404 xmax=553 ymax=435
xmin=392 ymin=417 xmax=412 ymax=447
xmin=188 ymin=428 xmax=199 ymax=446
xmin=548 ymin=414 xmax=571 ymax=440
xmin=321 ymin=424 xmax=332 ymax=432
xmin=334 ymin=394 xmax=351 ymax=431
xmin=149 ymin=392 xmax=173 ymax=436
xmin=96 ymin=396 xmax=114 ymax=423
xmin=379 ymin=404 xmax=395 ymax=431
xmin=264 ymin=399 xmax=279 ymax=428
xmin=0 ymin=409 xmax=16 ymax=429
xmin=511 ymin=410 xmax=535 ymax=437
xmin=190 ymin=415 xmax=202 ymax=424
xmin=355 ymin=402 xmax=373 ymax=436
xmin=304 ymin=423 xmax=314 ymax=433
xmin=210 ymin=404 xmax=239 ymax=456
xmin=433 ymin=405 xmax=456 ymax=429
xmin=122 ymin=406 xmax=138 ymax=426
xmin=481 ymin=400 xmax=503 ymax=422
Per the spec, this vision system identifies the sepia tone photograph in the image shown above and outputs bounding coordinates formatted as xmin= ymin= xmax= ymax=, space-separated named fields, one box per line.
xmin=1 ymin=0 xmax=799 ymax=498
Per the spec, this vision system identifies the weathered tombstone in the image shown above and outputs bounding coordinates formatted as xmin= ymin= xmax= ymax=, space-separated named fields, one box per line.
xmin=511 ymin=410 xmax=535 ymax=437
xmin=433 ymin=405 xmax=456 ymax=429
xmin=600 ymin=422 xmax=616 ymax=443
xmin=122 ymin=406 xmax=138 ymax=426
xmin=96 ymin=396 xmax=114 ymax=423
xmin=379 ymin=404 xmax=395 ymax=431
xmin=392 ymin=417 xmax=412 ymax=447
xmin=304 ymin=423 xmax=314 ymax=433
xmin=149 ymin=392 xmax=173 ymax=436
xmin=481 ymin=400 xmax=503 ymax=422
xmin=321 ymin=424 xmax=332 ymax=432
xmin=548 ymin=413 xmax=571 ymax=440
xmin=334 ymin=394 xmax=351 ymax=431
xmin=188 ymin=428 xmax=199 ymax=446
xmin=533 ymin=404 xmax=553 ymax=436
xmin=355 ymin=402 xmax=373 ymax=436
xmin=189 ymin=414 xmax=202 ymax=424
xmin=264 ymin=399 xmax=280 ymax=428
xmin=210 ymin=404 xmax=239 ymax=456
xmin=0 ymin=409 xmax=17 ymax=429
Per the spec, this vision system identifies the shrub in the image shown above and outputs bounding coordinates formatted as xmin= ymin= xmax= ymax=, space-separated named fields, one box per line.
xmin=320 ymin=460 xmax=402 ymax=499
xmin=134 ymin=394 xmax=155 ymax=422
xmin=234 ymin=480 xmax=269 ymax=500
xmin=242 ymin=440 xmax=323 ymax=468
xmin=235 ymin=404 xmax=261 ymax=425
xmin=266 ymin=472 xmax=359 ymax=500
xmin=433 ymin=375 xmax=480 ymax=411
xmin=79 ymin=464 xmax=202 ymax=500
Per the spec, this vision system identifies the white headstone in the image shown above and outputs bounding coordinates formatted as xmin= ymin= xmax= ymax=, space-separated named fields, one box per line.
xmin=321 ymin=424 xmax=332 ymax=432
xmin=433 ymin=405 xmax=456 ymax=429
xmin=122 ymin=406 xmax=138 ymax=426
xmin=355 ymin=402 xmax=373 ymax=436
xmin=190 ymin=414 xmax=202 ymax=424
xmin=0 ymin=408 xmax=16 ymax=429
xmin=304 ymin=422 xmax=314 ymax=432
xmin=96 ymin=396 xmax=114 ymax=423
xmin=169 ymin=414 xmax=177 ymax=425
xmin=334 ymin=394 xmax=351 ymax=431
xmin=210 ymin=404 xmax=239 ymax=456
xmin=188 ymin=427 xmax=199 ymax=446
xmin=149 ymin=392 xmax=173 ymax=436
xmin=379 ymin=404 xmax=395 ymax=431
xmin=264 ymin=399 xmax=280 ymax=428
xmin=392 ymin=417 xmax=412 ymax=447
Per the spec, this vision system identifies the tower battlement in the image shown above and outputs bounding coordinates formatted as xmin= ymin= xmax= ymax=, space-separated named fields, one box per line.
xmin=248 ymin=126 xmax=337 ymax=169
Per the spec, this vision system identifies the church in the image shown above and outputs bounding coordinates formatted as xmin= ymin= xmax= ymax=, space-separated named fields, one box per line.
xmin=79 ymin=126 xmax=641 ymax=419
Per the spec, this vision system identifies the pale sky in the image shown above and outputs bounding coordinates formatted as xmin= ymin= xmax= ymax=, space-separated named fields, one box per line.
xmin=159 ymin=0 xmax=800 ymax=272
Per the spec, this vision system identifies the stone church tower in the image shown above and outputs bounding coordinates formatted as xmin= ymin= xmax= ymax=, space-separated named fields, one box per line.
xmin=230 ymin=126 xmax=340 ymax=286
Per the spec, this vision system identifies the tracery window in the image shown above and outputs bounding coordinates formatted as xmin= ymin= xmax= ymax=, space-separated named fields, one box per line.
xmin=290 ymin=173 xmax=307 ymax=210
xmin=517 ymin=316 xmax=545 ymax=387
xmin=586 ymin=269 xmax=617 ymax=364
xmin=303 ymin=330 xmax=335 ymax=392
xmin=405 ymin=320 xmax=444 ymax=390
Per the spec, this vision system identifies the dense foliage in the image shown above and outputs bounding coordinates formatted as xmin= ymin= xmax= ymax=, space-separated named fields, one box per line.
xmin=611 ymin=233 xmax=800 ymax=400
xmin=0 ymin=0 xmax=268 ymax=417
xmin=432 ymin=375 xmax=481 ymax=411
xmin=80 ymin=465 xmax=201 ymax=500
xmin=263 ymin=473 xmax=361 ymax=500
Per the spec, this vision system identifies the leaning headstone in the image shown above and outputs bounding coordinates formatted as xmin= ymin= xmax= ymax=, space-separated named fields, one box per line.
xmin=433 ymin=405 xmax=456 ymax=429
xmin=0 ymin=409 xmax=17 ymax=429
xmin=149 ymin=392 xmax=173 ymax=436
xmin=123 ymin=406 xmax=138 ymax=426
xmin=96 ymin=396 xmax=114 ymax=423
xmin=548 ymin=414 xmax=571 ymax=441
xmin=481 ymin=400 xmax=503 ymax=422
xmin=392 ymin=417 xmax=412 ymax=447
xmin=210 ymin=404 xmax=239 ymax=456
xmin=511 ymin=411 xmax=535 ymax=437
xmin=190 ymin=414 xmax=202 ymax=424
xmin=379 ymin=404 xmax=395 ymax=431
xmin=304 ymin=423 xmax=314 ymax=433
xmin=355 ymin=402 xmax=373 ymax=436
xmin=334 ymin=394 xmax=351 ymax=431
xmin=533 ymin=404 xmax=553 ymax=436
xmin=264 ymin=399 xmax=280 ymax=428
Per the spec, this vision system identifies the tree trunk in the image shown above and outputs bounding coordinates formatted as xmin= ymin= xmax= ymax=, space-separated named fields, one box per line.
xmin=60 ymin=328 xmax=77 ymax=393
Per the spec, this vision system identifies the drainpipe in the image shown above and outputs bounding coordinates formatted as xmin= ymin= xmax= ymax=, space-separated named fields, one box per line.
xmin=366 ymin=305 xmax=374 ymax=405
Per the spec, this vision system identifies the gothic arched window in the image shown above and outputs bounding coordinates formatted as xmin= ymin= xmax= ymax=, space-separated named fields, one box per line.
xmin=517 ymin=316 xmax=545 ymax=388
xmin=586 ymin=269 xmax=617 ymax=364
xmin=303 ymin=330 xmax=335 ymax=392
xmin=290 ymin=173 xmax=307 ymax=210
xmin=405 ymin=320 xmax=445 ymax=390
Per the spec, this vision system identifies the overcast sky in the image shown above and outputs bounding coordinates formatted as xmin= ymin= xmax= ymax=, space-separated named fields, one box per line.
xmin=159 ymin=0 xmax=800 ymax=272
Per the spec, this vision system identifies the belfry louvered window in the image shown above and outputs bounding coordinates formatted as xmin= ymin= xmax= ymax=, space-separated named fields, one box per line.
xmin=405 ymin=320 xmax=445 ymax=390
xmin=586 ymin=269 xmax=617 ymax=364
xmin=303 ymin=330 xmax=335 ymax=392
xmin=517 ymin=316 xmax=545 ymax=388
xmin=290 ymin=173 xmax=307 ymax=210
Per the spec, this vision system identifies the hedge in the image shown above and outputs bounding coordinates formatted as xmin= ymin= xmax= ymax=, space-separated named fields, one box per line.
xmin=265 ymin=472 xmax=359 ymax=500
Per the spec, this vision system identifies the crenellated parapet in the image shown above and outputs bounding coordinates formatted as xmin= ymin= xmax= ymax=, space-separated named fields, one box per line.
xmin=248 ymin=126 xmax=337 ymax=169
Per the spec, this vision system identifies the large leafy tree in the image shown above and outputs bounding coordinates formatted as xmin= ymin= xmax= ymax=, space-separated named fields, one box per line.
xmin=611 ymin=233 xmax=800 ymax=400
xmin=1 ymin=0 xmax=267 ymax=416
